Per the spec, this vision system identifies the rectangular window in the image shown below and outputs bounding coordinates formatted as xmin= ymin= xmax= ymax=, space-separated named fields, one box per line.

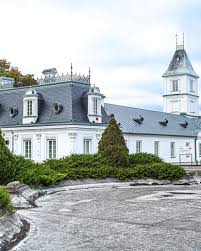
xmin=93 ymin=99 xmax=98 ymax=115
xmin=190 ymin=80 xmax=194 ymax=92
xmin=170 ymin=142 xmax=175 ymax=158
xmin=154 ymin=141 xmax=159 ymax=156
xmin=23 ymin=140 xmax=32 ymax=159
xmin=172 ymin=80 xmax=178 ymax=92
xmin=47 ymin=139 xmax=56 ymax=159
xmin=136 ymin=140 xmax=142 ymax=153
xmin=190 ymin=101 xmax=195 ymax=114
xmin=27 ymin=100 xmax=33 ymax=116
xmin=84 ymin=139 xmax=92 ymax=154
xmin=199 ymin=143 xmax=201 ymax=156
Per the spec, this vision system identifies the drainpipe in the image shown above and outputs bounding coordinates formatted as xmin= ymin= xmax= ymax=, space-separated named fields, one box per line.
xmin=194 ymin=136 xmax=197 ymax=165
xmin=11 ymin=130 xmax=14 ymax=153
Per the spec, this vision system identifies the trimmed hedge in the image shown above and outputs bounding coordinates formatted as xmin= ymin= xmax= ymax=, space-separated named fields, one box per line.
xmin=129 ymin=153 xmax=162 ymax=166
xmin=1 ymin=152 xmax=186 ymax=187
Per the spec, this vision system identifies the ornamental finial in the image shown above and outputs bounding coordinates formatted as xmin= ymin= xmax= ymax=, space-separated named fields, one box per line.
xmin=70 ymin=63 xmax=73 ymax=80
xmin=88 ymin=67 xmax=91 ymax=84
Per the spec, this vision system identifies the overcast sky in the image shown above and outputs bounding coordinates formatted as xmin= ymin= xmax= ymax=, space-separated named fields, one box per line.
xmin=1 ymin=0 xmax=201 ymax=111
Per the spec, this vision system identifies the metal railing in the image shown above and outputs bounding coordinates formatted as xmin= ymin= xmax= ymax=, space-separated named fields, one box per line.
xmin=37 ymin=73 xmax=90 ymax=85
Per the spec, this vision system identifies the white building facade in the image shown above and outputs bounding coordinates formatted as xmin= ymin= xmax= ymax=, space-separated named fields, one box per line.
xmin=1 ymin=42 xmax=201 ymax=164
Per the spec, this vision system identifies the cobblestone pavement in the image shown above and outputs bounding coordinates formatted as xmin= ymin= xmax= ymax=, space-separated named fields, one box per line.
xmin=12 ymin=183 xmax=201 ymax=251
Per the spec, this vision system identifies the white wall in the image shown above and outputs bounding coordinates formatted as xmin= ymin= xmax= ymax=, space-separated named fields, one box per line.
xmin=2 ymin=125 xmax=197 ymax=164
xmin=2 ymin=125 xmax=105 ymax=163
xmin=124 ymin=134 xmax=195 ymax=163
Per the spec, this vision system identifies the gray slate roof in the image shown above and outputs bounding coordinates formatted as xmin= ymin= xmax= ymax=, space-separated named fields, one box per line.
xmin=162 ymin=49 xmax=199 ymax=78
xmin=0 ymin=80 xmax=200 ymax=137
xmin=104 ymin=103 xmax=200 ymax=137
xmin=0 ymin=81 xmax=108 ymax=127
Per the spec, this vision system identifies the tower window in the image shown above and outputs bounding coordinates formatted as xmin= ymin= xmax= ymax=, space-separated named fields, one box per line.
xmin=190 ymin=100 xmax=195 ymax=114
xmin=172 ymin=80 xmax=178 ymax=92
xmin=93 ymin=98 xmax=99 ymax=115
xmin=27 ymin=100 xmax=33 ymax=116
xmin=190 ymin=80 xmax=194 ymax=92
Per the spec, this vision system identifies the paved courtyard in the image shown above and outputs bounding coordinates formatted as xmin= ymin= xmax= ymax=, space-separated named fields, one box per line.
xmin=12 ymin=183 xmax=201 ymax=251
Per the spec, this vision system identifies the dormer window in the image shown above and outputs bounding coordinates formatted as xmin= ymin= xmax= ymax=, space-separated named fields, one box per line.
xmin=93 ymin=98 xmax=99 ymax=115
xmin=172 ymin=80 xmax=178 ymax=92
xmin=27 ymin=100 xmax=33 ymax=116
xmin=23 ymin=88 xmax=39 ymax=124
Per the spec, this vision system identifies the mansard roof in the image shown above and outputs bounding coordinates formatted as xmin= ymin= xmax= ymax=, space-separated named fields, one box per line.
xmin=104 ymin=103 xmax=200 ymax=137
xmin=0 ymin=81 xmax=108 ymax=127
xmin=0 ymin=80 xmax=200 ymax=137
xmin=162 ymin=49 xmax=199 ymax=78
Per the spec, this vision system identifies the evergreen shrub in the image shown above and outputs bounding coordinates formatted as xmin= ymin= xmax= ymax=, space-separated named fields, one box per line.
xmin=0 ymin=131 xmax=16 ymax=185
xmin=98 ymin=116 xmax=129 ymax=167
xmin=129 ymin=153 xmax=162 ymax=166
xmin=0 ymin=187 xmax=14 ymax=215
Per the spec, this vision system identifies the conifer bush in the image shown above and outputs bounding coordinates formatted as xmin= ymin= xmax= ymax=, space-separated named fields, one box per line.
xmin=98 ymin=116 xmax=129 ymax=167
xmin=129 ymin=153 xmax=162 ymax=166
xmin=0 ymin=187 xmax=14 ymax=215
xmin=0 ymin=131 xmax=16 ymax=185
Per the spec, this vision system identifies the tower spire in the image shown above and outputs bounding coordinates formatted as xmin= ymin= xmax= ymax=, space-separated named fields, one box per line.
xmin=176 ymin=32 xmax=184 ymax=50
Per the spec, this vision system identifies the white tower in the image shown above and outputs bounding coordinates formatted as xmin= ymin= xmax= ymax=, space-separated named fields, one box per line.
xmin=162 ymin=34 xmax=199 ymax=116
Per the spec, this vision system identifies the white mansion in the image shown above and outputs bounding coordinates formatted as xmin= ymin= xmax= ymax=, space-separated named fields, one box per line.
xmin=1 ymin=40 xmax=201 ymax=164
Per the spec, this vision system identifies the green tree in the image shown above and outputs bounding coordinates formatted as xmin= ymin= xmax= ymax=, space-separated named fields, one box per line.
xmin=0 ymin=59 xmax=37 ymax=87
xmin=98 ymin=115 xmax=129 ymax=167
xmin=0 ymin=131 xmax=15 ymax=185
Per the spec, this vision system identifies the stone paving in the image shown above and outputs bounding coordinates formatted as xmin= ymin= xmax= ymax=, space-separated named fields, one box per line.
xmin=12 ymin=183 xmax=201 ymax=251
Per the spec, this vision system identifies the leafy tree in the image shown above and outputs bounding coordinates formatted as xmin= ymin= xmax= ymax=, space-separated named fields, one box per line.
xmin=0 ymin=131 xmax=15 ymax=185
xmin=98 ymin=115 xmax=129 ymax=167
xmin=0 ymin=59 xmax=37 ymax=87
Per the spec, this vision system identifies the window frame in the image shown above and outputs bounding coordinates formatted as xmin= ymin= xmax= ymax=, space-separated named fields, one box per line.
xmin=136 ymin=140 xmax=142 ymax=153
xmin=190 ymin=80 xmax=194 ymax=93
xmin=154 ymin=141 xmax=159 ymax=156
xmin=93 ymin=98 xmax=99 ymax=115
xmin=199 ymin=143 xmax=201 ymax=157
xmin=27 ymin=100 xmax=33 ymax=116
xmin=47 ymin=139 xmax=57 ymax=159
xmin=83 ymin=138 xmax=92 ymax=154
xmin=172 ymin=80 xmax=179 ymax=92
xmin=170 ymin=142 xmax=176 ymax=158
xmin=23 ymin=139 xmax=32 ymax=159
